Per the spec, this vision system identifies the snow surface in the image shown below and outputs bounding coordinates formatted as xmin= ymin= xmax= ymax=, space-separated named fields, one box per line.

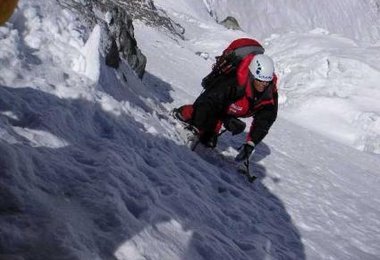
xmin=201 ymin=0 xmax=380 ymax=44
xmin=0 ymin=0 xmax=380 ymax=260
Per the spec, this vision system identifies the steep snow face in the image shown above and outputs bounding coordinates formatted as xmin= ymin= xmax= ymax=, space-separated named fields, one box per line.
xmin=203 ymin=0 xmax=380 ymax=44
xmin=1 ymin=0 xmax=380 ymax=260
xmin=0 ymin=0 xmax=94 ymax=98
xmin=266 ymin=31 xmax=380 ymax=153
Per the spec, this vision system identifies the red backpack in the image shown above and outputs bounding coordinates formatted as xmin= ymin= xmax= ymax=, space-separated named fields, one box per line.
xmin=201 ymin=38 xmax=265 ymax=89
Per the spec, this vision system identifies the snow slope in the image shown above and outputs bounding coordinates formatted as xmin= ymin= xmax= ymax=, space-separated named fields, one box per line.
xmin=153 ymin=0 xmax=380 ymax=154
xmin=0 ymin=0 xmax=380 ymax=260
xmin=201 ymin=0 xmax=380 ymax=44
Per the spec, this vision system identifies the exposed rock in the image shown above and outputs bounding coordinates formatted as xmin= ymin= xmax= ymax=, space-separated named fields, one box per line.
xmin=119 ymin=0 xmax=185 ymax=38
xmin=57 ymin=0 xmax=147 ymax=78
xmin=195 ymin=51 xmax=210 ymax=60
xmin=219 ymin=16 xmax=241 ymax=30
xmin=57 ymin=0 xmax=186 ymax=78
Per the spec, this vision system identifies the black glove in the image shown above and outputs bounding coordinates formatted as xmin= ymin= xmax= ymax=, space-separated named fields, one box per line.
xmin=223 ymin=117 xmax=246 ymax=135
xmin=235 ymin=141 xmax=255 ymax=161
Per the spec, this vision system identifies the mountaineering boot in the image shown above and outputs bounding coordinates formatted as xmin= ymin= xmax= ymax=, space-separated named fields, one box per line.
xmin=171 ymin=105 xmax=193 ymax=123
xmin=171 ymin=108 xmax=186 ymax=122
xmin=235 ymin=141 xmax=255 ymax=162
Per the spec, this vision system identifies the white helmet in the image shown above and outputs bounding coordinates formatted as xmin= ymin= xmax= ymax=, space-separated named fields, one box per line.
xmin=249 ymin=54 xmax=274 ymax=82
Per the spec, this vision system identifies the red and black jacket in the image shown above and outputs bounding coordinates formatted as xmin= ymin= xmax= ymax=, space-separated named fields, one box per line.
xmin=183 ymin=54 xmax=278 ymax=146
xmin=225 ymin=54 xmax=278 ymax=144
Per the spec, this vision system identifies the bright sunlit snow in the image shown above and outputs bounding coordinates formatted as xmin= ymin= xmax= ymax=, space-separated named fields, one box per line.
xmin=0 ymin=0 xmax=380 ymax=260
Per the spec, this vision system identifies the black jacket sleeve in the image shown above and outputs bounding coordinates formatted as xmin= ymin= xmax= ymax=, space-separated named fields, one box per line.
xmin=248 ymin=91 xmax=278 ymax=145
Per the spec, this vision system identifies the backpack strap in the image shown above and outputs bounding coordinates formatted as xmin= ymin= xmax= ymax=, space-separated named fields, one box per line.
xmin=236 ymin=54 xmax=255 ymax=87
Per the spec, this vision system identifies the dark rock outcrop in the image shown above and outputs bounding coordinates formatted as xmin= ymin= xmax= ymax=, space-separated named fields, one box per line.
xmin=121 ymin=0 xmax=185 ymax=38
xmin=219 ymin=16 xmax=241 ymax=30
xmin=58 ymin=0 xmax=147 ymax=78
xmin=58 ymin=0 xmax=185 ymax=78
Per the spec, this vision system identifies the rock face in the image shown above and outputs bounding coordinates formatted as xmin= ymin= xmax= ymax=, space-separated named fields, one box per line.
xmin=58 ymin=0 xmax=184 ymax=78
xmin=219 ymin=16 xmax=241 ymax=30
xmin=101 ymin=2 xmax=147 ymax=78
xmin=58 ymin=0 xmax=147 ymax=77
xmin=121 ymin=0 xmax=185 ymax=38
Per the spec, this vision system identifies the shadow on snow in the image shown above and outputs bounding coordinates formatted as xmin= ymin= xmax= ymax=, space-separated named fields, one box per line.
xmin=0 ymin=82 xmax=305 ymax=260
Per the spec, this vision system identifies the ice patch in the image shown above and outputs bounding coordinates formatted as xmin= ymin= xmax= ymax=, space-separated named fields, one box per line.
xmin=72 ymin=25 xmax=101 ymax=82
